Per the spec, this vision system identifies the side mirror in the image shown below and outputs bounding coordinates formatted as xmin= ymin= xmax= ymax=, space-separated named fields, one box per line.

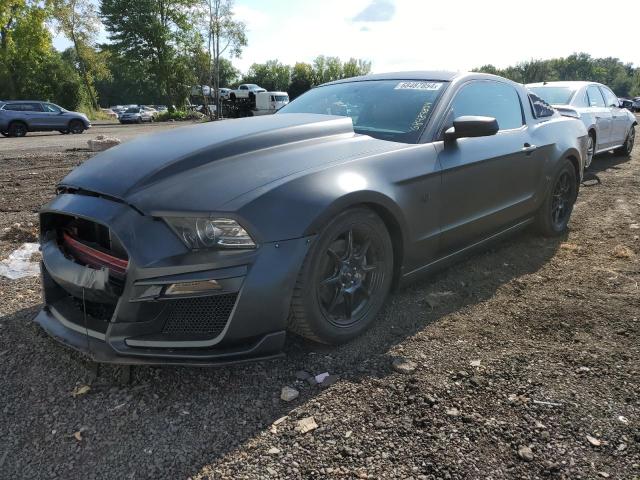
xmin=444 ymin=116 xmax=499 ymax=143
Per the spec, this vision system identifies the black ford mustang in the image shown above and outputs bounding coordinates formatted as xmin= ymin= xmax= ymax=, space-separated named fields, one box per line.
xmin=36 ymin=71 xmax=588 ymax=365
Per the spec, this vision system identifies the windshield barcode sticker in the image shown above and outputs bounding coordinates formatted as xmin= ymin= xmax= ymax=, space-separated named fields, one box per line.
xmin=395 ymin=82 xmax=442 ymax=91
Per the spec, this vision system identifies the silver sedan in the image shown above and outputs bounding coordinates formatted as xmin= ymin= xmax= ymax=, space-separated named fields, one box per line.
xmin=527 ymin=81 xmax=637 ymax=168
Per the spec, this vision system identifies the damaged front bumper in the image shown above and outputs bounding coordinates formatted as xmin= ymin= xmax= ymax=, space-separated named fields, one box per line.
xmin=35 ymin=193 xmax=312 ymax=366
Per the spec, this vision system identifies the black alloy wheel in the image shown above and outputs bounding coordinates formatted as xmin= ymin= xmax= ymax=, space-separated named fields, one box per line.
xmin=550 ymin=171 xmax=573 ymax=230
xmin=317 ymin=228 xmax=382 ymax=328
xmin=289 ymin=208 xmax=393 ymax=344
xmin=8 ymin=122 xmax=27 ymax=137
xmin=534 ymin=158 xmax=577 ymax=236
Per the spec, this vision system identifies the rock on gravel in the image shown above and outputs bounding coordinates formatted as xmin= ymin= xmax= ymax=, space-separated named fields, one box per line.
xmin=517 ymin=446 xmax=534 ymax=462
xmin=280 ymin=386 xmax=299 ymax=402
xmin=88 ymin=135 xmax=121 ymax=152
xmin=587 ymin=435 xmax=602 ymax=447
xmin=391 ymin=357 xmax=417 ymax=374
xmin=295 ymin=417 xmax=318 ymax=434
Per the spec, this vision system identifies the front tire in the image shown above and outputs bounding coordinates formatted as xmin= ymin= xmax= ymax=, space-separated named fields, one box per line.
xmin=534 ymin=159 xmax=578 ymax=237
xmin=615 ymin=125 xmax=635 ymax=156
xmin=289 ymin=208 xmax=394 ymax=344
xmin=0 ymin=130 xmax=9 ymax=137
xmin=69 ymin=120 xmax=84 ymax=134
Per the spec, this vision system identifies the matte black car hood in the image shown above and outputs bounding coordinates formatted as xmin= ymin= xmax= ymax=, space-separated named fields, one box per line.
xmin=60 ymin=114 xmax=407 ymax=213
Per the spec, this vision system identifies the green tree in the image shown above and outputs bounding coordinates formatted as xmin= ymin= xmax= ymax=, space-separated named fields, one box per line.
xmin=342 ymin=57 xmax=372 ymax=78
xmin=0 ymin=0 xmax=84 ymax=108
xmin=54 ymin=0 xmax=108 ymax=109
xmin=242 ymin=59 xmax=291 ymax=91
xmin=100 ymin=0 xmax=200 ymax=105
xmin=473 ymin=52 xmax=639 ymax=97
xmin=201 ymin=0 xmax=247 ymax=118
xmin=288 ymin=62 xmax=314 ymax=99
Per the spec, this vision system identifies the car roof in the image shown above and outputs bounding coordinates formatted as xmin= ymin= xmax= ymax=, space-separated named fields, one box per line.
xmin=0 ymin=99 xmax=45 ymax=103
xmin=324 ymin=71 xmax=460 ymax=85
xmin=527 ymin=81 xmax=597 ymax=89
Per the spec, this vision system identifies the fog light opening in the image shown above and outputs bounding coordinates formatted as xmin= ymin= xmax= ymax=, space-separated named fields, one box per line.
xmin=164 ymin=280 xmax=221 ymax=296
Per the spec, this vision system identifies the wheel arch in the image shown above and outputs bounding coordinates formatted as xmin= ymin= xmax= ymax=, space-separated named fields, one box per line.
xmin=564 ymin=151 xmax=581 ymax=189
xmin=8 ymin=119 xmax=28 ymax=129
xmin=303 ymin=191 xmax=408 ymax=288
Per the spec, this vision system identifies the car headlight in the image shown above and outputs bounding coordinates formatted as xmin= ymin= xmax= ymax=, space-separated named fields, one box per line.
xmin=164 ymin=217 xmax=256 ymax=249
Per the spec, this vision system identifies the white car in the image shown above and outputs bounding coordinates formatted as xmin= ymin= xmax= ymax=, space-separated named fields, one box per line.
xmin=527 ymin=81 xmax=637 ymax=168
xmin=219 ymin=88 xmax=232 ymax=99
xmin=229 ymin=84 xmax=266 ymax=101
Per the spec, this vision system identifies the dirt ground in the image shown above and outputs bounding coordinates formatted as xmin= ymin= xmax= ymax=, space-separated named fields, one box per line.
xmin=0 ymin=124 xmax=638 ymax=479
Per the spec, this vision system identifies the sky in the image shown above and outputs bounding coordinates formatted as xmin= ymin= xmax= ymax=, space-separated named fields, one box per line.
xmin=53 ymin=0 xmax=640 ymax=74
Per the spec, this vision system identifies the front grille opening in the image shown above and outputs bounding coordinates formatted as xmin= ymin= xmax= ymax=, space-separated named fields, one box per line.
xmin=162 ymin=293 xmax=238 ymax=337
xmin=71 ymin=297 xmax=116 ymax=322
xmin=41 ymin=213 xmax=128 ymax=287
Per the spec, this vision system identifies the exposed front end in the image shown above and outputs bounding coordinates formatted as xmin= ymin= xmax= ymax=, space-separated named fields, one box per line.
xmin=35 ymin=192 xmax=311 ymax=365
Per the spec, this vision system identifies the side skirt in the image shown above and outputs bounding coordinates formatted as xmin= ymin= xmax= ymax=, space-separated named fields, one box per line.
xmin=399 ymin=217 xmax=535 ymax=285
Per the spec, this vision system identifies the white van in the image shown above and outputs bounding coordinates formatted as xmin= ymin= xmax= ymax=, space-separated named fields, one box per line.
xmin=253 ymin=91 xmax=290 ymax=115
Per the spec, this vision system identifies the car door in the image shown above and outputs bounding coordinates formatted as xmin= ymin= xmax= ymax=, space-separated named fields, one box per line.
xmin=40 ymin=103 xmax=65 ymax=129
xmin=14 ymin=102 xmax=45 ymax=129
xmin=436 ymin=80 xmax=545 ymax=255
xmin=586 ymin=85 xmax=613 ymax=150
xmin=600 ymin=86 xmax=628 ymax=146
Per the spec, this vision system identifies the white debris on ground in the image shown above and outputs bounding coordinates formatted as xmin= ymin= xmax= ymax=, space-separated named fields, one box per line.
xmin=88 ymin=135 xmax=121 ymax=152
xmin=0 ymin=243 xmax=40 ymax=279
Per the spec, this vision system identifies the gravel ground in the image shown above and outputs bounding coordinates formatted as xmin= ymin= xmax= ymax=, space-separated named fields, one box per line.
xmin=0 ymin=124 xmax=638 ymax=479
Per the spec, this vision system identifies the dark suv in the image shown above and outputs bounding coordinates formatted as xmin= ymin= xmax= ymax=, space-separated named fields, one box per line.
xmin=0 ymin=100 xmax=91 ymax=137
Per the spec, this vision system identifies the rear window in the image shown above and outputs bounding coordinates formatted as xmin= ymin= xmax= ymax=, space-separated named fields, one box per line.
xmin=528 ymin=86 xmax=575 ymax=105
xmin=528 ymin=93 xmax=555 ymax=118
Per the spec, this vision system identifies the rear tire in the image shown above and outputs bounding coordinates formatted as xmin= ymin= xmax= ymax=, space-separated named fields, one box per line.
xmin=289 ymin=208 xmax=394 ymax=344
xmin=534 ymin=158 xmax=577 ymax=237
xmin=8 ymin=122 xmax=27 ymax=137
xmin=615 ymin=125 xmax=635 ymax=156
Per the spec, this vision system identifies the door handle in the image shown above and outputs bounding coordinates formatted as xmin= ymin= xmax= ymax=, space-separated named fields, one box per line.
xmin=521 ymin=144 xmax=537 ymax=154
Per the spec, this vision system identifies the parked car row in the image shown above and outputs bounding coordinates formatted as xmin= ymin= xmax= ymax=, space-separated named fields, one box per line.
xmin=110 ymin=104 xmax=167 ymax=122
xmin=35 ymin=69 xmax=638 ymax=366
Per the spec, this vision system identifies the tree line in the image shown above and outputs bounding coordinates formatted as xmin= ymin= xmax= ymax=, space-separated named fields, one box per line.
xmin=474 ymin=53 xmax=640 ymax=97
xmin=0 ymin=0 xmax=371 ymax=114
xmin=2 ymin=2 xmax=638 ymax=115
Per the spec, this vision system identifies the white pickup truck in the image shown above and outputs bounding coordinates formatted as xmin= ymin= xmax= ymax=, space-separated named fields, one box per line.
xmin=229 ymin=84 xmax=266 ymax=101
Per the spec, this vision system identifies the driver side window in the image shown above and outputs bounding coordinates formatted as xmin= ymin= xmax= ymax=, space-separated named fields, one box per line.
xmin=44 ymin=103 xmax=61 ymax=113
xmin=449 ymin=81 xmax=524 ymax=131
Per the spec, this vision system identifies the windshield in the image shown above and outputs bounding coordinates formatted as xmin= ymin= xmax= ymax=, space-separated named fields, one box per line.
xmin=528 ymin=86 xmax=575 ymax=105
xmin=125 ymin=108 xmax=139 ymax=113
xmin=278 ymin=80 xmax=446 ymax=143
